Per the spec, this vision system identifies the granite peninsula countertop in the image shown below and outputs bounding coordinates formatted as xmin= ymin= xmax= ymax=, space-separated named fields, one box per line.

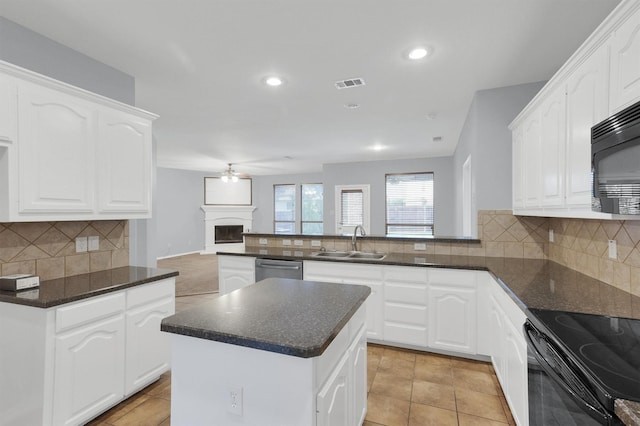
xmin=0 ymin=266 xmax=178 ymax=308
xmin=161 ymin=277 xmax=370 ymax=358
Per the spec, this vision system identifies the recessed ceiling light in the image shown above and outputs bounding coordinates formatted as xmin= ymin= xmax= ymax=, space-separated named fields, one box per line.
xmin=265 ymin=76 xmax=283 ymax=86
xmin=371 ymin=144 xmax=385 ymax=151
xmin=408 ymin=47 xmax=429 ymax=60
xmin=425 ymin=112 xmax=438 ymax=120
xmin=344 ymin=103 xmax=360 ymax=109
xmin=433 ymin=136 xmax=443 ymax=143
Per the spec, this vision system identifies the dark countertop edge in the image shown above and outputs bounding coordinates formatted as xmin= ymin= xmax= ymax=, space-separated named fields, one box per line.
xmin=218 ymin=250 xmax=491 ymax=271
xmin=0 ymin=268 xmax=179 ymax=309
xmin=161 ymin=294 xmax=369 ymax=358
xmin=616 ymin=399 xmax=640 ymax=426
xmin=243 ymin=233 xmax=481 ymax=244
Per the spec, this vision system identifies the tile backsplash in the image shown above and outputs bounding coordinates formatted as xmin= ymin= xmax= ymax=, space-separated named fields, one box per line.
xmin=479 ymin=210 xmax=640 ymax=298
xmin=0 ymin=220 xmax=129 ymax=281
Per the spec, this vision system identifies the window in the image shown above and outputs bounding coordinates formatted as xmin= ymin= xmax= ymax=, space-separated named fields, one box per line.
xmin=301 ymin=184 xmax=323 ymax=235
xmin=274 ymin=184 xmax=295 ymax=234
xmin=274 ymin=183 xmax=323 ymax=234
xmin=335 ymin=185 xmax=370 ymax=235
xmin=385 ymin=172 xmax=434 ymax=236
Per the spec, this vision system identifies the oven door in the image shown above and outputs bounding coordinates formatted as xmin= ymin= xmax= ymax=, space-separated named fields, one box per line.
xmin=524 ymin=321 xmax=621 ymax=426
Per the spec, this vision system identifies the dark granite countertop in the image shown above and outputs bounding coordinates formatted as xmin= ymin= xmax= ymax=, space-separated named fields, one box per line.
xmin=220 ymin=249 xmax=640 ymax=320
xmin=0 ymin=266 xmax=179 ymax=308
xmin=161 ymin=277 xmax=370 ymax=358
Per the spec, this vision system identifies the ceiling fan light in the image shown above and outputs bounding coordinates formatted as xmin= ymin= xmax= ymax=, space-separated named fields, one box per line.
xmin=221 ymin=175 xmax=229 ymax=183
xmin=231 ymin=175 xmax=239 ymax=183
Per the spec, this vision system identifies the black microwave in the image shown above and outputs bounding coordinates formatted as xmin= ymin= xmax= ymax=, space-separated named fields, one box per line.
xmin=592 ymin=100 xmax=640 ymax=214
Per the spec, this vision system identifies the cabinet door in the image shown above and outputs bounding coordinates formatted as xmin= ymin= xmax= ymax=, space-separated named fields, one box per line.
xmin=316 ymin=354 xmax=350 ymax=426
xmin=428 ymin=269 xmax=477 ymax=354
xmin=522 ymin=112 xmax=542 ymax=208
xmin=504 ymin=318 xmax=528 ymax=426
xmin=512 ymin=124 xmax=525 ymax=210
xmin=489 ymin=291 xmax=506 ymax=386
xmin=350 ymin=329 xmax=367 ymax=426
xmin=0 ymin=74 xmax=17 ymax=143
xmin=565 ymin=47 xmax=609 ymax=207
xmin=610 ymin=9 xmax=640 ymax=112
xmin=540 ymin=89 xmax=566 ymax=207
xmin=383 ymin=266 xmax=428 ymax=347
xmin=53 ymin=314 xmax=125 ymax=426
xmin=218 ymin=255 xmax=255 ymax=294
xmin=125 ymin=297 xmax=174 ymax=395
xmin=97 ymin=109 xmax=152 ymax=215
xmin=18 ymin=82 xmax=95 ymax=214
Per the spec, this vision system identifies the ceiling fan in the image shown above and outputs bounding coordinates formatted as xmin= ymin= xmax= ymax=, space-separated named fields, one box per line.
xmin=219 ymin=163 xmax=249 ymax=183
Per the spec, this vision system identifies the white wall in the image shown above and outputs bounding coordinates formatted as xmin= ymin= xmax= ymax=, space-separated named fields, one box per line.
xmin=452 ymin=82 xmax=545 ymax=237
xmin=322 ymin=157 xmax=455 ymax=236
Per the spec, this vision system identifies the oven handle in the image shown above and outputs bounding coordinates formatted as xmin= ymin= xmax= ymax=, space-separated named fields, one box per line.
xmin=523 ymin=321 xmax=613 ymax=424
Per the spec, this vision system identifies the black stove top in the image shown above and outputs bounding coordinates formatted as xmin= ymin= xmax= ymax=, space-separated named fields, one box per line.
xmin=528 ymin=309 xmax=640 ymax=403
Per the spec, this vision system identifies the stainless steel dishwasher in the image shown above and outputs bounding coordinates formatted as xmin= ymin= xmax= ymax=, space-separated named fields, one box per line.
xmin=255 ymin=258 xmax=303 ymax=281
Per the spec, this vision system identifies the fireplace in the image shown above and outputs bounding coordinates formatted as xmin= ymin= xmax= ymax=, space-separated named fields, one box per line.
xmin=215 ymin=225 xmax=244 ymax=244
xmin=201 ymin=205 xmax=256 ymax=253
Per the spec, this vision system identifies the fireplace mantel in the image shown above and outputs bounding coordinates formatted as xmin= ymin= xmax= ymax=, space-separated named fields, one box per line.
xmin=201 ymin=205 xmax=256 ymax=254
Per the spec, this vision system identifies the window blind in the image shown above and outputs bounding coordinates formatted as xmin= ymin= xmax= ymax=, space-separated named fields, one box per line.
xmin=341 ymin=189 xmax=364 ymax=226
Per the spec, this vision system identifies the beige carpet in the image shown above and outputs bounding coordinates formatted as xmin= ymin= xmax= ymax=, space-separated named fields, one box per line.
xmin=157 ymin=253 xmax=218 ymax=296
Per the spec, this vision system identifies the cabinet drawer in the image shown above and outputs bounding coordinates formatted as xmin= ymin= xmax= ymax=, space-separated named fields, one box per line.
xmin=127 ymin=279 xmax=175 ymax=309
xmin=429 ymin=268 xmax=477 ymax=288
xmin=56 ymin=292 xmax=125 ymax=333
xmin=384 ymin=302 xmax=427 ymax=325
xmin=384 ymin=283 xmax=427 ymax=304
xmin=349 ymin=304 xmax=366 ymax=340
xmin=383 ymin=323 xmax=427 ymax=347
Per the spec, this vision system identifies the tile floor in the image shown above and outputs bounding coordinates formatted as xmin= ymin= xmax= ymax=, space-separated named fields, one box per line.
xmin=88 ymin=292 xmax=515 ymax=426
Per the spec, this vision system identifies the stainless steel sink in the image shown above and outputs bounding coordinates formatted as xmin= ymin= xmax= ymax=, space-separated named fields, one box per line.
xmin=311 ymin=251 xmax=386 ymax=260
xmin=348 ymin=252 xmax=386 ymax=260
xmin=312 ymin=251 xmax=351 ymax=258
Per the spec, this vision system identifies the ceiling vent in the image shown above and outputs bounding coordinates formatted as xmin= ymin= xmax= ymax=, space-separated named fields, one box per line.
xmin=432 ymin=136 xmax=443 ymax=143
xmin=335 ymin=78 xmax=365 ymax=90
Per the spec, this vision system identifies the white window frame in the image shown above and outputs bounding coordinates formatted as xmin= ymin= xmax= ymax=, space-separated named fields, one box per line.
xmin=335 ymin=184 xmax=370 ymax=235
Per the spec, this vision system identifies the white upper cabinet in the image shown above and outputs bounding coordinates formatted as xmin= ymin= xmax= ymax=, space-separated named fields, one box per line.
xmin=512 ymin=124 xmax=524 ymax=210
xmin=510 ymin=0 xmax=640 ymax=219
xmin=539 ymin=88 xmax=566 ymax=207
xmin=0 ymin=60 xmax=157 ymax=222
xmin=18 ymin=81 xmax=96 ymax=215
xmin=97 ymin=109 xmax=152 ymax=214
xmin=522 ymin=112 xmax=542 ymax=208
xmin=565 ymin=46 xmax=609 ymax=207
xmin=610 ymin=8 xmax=640 ymax=112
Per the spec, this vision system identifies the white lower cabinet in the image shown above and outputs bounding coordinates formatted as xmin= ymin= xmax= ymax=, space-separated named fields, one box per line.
xmin=383 ymin=266 xmax=428 ymax=347
xmin=316 ymin=352 xmax=350 ymax=426
xmin=304 ymin=261 xmax=384 ymax=340
xmin=218 ymin=255 xmax=256 ymax=294
xmin=350 ymin=328 xmax=368 ymax=426
xmin=0 ymin=278 xmax=175 ymax=426
xmin=428 ymin=269 xmax=477 ymax=354
xmin=484 ymin=275 xmax=528 ymax=426
xmin=53 ymin=314 xmax=126 ymax=426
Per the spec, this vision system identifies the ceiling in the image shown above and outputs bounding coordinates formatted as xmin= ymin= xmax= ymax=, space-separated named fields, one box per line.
xmin=0 ymin=0 xmax=621 ymax=176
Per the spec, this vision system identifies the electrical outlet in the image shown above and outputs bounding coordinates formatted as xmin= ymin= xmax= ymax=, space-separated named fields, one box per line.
xmin=88 ymin=236 xmax=99 ymax=251
xmin=259 ymin=238 xmax=268 ymax=245
xmin=75 ymin=237 xmax=88 ymax=253
xmin=259 ymin=249 xmax=268 ymax=255
xmin=311 ymin=240 xmax=322 ymax=247
xmin=294 ymin=239 xmax=303 ymax=246
xmin=294 ymin=251 xmax=303 ymax=257
xmin=549 ymin=229 xmax=554 ymax=243
xmin=282 ymin=239 xmax=292 ymax=246
xmin=414 ymin=243 xmax=426 ymax=251
xmin=282 ymin=250 xmax=292 ymax=256
xmin=608 ymin=240 xmax=617 ymax=259
xmin=227 ymin=385 xmax=243 ymax=416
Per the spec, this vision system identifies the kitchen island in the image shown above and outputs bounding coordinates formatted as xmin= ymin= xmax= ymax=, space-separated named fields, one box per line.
xmin=161 ymin=277 xmax=370 ymax=426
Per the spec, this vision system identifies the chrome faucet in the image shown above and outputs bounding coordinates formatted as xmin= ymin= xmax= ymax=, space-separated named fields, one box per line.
xmin=352 ymin=225 xmax=366 ymax=251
